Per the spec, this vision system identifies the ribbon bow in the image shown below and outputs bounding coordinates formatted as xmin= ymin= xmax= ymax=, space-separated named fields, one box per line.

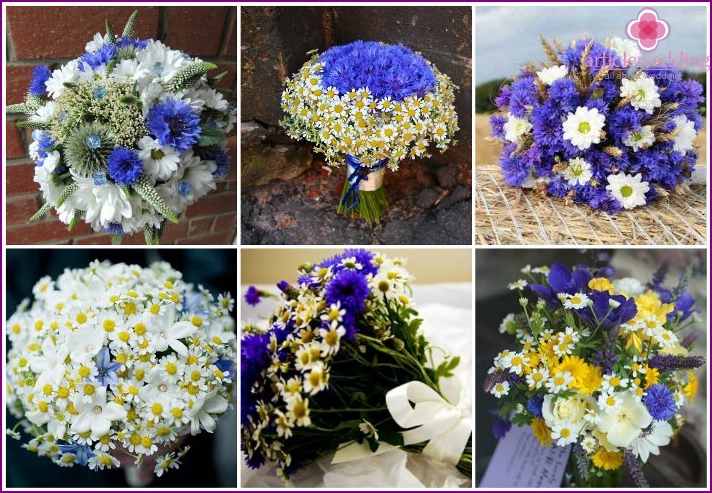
xmin=386 ymin=381 xmax=471 ymax=466
xmin=340 ymin=155 xmax=387 ymax=211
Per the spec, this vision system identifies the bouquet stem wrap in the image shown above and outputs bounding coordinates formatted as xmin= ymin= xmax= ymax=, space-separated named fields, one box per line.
xmin=337 ymin=155 xmax=388 ymax=225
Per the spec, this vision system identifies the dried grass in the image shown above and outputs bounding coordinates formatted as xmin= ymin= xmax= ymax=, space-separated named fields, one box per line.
xmin=475 ymin=163 xmax=707 ymax=245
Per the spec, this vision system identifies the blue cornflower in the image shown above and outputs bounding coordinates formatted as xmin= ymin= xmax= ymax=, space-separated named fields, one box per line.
xmin=58 ymin=442 xmax=94 ymax=466
xmin=146 ymin=98 xmax=202 ymax=152
xmin=78 ymin=44 xmax=117 ymax=72
xmin=318 ymin=249 xmax=378 ymax=277
xmin=489 ymin=114 xmax=507 ymax=140
xmin=117 ymin=37 xmax=149 ymax=51
xmin=211 ymin=148 xmax=231 ymax=179
xmin=547 ymin=78 xmax=579 ymax=114
xmin=36 ymin=131 xmax=56 ymax=162
xmin=531 ymin=102 xmax=563 ymax=149
xmin=526 ymin=395 xmax=544 ymax=419
xmin=508 ymin=74 xmax=538 ymax=118
xmin=492 ymin=417 xmax=512 ymax=439
xmin=494 ymin=85 xmax=512 ymax=110
xmin=244 ymin=286 xmax=262 ymax=306
xmin=499 ymin=144 xmax=529 ymax=187
xmin=107 ymin=147 xmax=143 ymax=185
xmin=94 ymin=347 xmax=121 ymax=387
xmin=104 ymin=223 xmax=124 ymax=235
xmin=324 ymin=269 xmax=370 ymax=314
xmin=28 ymin=65 xmax=51 ymax=96
xmin=643 ymin=384 xmax=677 ymax=421
xmin=318 ymin=41 xmax=436 ymax=101
xmin=674 ymin=79 xmax=705 ymax=113
xmin=241 ymin=332 xmax=271 ymax=421
xmin=559 ymin=39 xmax=622 ymax=75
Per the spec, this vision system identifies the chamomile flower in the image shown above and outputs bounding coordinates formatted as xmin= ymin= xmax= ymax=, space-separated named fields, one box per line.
xmin=672 ymin=115 xmax=697 ymax=156
xmin=562 ymin=292 xmax=590 ymax=310
xmin=561 ymin=157 xmax=593 ymax=186
xmin=503 ymin=113 xmax=533 ymax=142
xmin=620 ymin=75 xmax=661 ymax=114
xmin=491 ymin=381 xmax=510 ymax=398
xmin=562 ymin=106 xmax=606 ymax=150
xmin=508 ymin=279 xmax=528 ymax=290
xmin=605 ymin=172 xmax=649 ymax=209
xmin=623 ymin=125 xmax=655 ymax=151
xmin=537 ymin=65 xmax=568 ymax=85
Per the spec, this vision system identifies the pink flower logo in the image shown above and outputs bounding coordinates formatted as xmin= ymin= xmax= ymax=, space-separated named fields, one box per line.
xmin=626 ymin=8 xmax=670 ymax=51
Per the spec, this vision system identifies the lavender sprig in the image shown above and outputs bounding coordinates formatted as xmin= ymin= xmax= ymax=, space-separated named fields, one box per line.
xmin=624 ymin=450 xmax=649 ymax=488
xmin=648 ymin=354 xmax=705 ymax=372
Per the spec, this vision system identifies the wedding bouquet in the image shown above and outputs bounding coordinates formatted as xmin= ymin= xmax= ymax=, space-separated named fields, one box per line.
xmin=5 ymin=260 xmax=236 ymax=478
xmin=281 ymin=41 xmax=459 ymax=224
xmin=7 ymin=11 xmax=236 ymax=244
xmin=489 ymin=37 xmax=704 ymax=212
xmin=241 ymin=249 xmax=471 ymax=484
xmin=484 ymin=257 xmax=704 ymax=487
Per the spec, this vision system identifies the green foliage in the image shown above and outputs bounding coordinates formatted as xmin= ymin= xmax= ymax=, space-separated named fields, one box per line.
xmin=105 ymin=19 xmax=117 ymax=45
xmin=166 ymin=62 xmax=217 ymax=93
xmin=122 ymin=10 xmax=139 ymax=39
xmin=133 ymin=178 xmax=179 ymax=224
xmin=197 ymin=125 xmax=226 ymax=147
xmin=474 ymin=78 xmax=508 ymax=114
xmin=29 ymin=202 xmax=52 ymax=222
xmin=56 ymin=182 xmax=78 ymax=208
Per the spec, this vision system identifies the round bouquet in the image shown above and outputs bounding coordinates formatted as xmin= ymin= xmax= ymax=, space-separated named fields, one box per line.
xmin=489 ymin=37 xmax=704 ymax=212
xmin=281 ymin=41 xmax=459 ymax=225
xmin=484 ymin=257 xmax=704 ymax=487
xmin=5 ymin=260 xmax=236 ymax=478
xmin=7 ymin=11 xmax=236 ymax=244
xmin=241 ymin=249 xmax=471 ymax=485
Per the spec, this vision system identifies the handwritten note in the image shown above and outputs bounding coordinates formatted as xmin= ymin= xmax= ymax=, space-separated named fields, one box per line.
xmin=479 ymin=424 xmax=571 ymax=488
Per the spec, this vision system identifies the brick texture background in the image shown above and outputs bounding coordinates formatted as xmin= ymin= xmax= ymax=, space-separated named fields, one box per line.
xmin=5 ymin=6 xmax=237 ymax=245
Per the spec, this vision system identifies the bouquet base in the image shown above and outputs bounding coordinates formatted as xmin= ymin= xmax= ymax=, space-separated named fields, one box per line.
xmin=338 ymin=157 xmax=388 ymax=226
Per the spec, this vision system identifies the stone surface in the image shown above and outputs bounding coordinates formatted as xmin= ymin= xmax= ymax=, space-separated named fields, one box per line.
xmin=241 ymin=158 xmax=471 ymax=245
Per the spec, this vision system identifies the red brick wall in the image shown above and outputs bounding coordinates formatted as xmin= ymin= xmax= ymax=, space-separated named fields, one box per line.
xmin=5 ymin=6 xmax=237 ymax=245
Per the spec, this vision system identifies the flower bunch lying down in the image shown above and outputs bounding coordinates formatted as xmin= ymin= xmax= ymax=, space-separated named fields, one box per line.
xmin=7 ymin=11 xmax=236 ymax=244
xmin=485 ymin=257 xmax=704 ymax=487
xmin=489 ymin=37 xmax=704 ymax=212
xmin=5 ymin=260 xmax=236 ymax=477
xmin=281 ymin=41 xmax=458 ymax=224
xmin=241 ymin=249 xmax=471 ymax=483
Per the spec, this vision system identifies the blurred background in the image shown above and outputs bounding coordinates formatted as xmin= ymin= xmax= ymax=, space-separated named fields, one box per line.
xmin=475 ymin=248 xmax=708 ymax=487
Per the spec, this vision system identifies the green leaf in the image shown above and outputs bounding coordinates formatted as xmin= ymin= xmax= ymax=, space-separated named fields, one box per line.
xmin=122 ymin=10 xmax=139 ymax=39
xmin=207 ymin=70 xmax=228 ymax=86
xmin=105 ymin=19 xmax=117 ymax=45
xmin=197 ymin=125 xmax=226 ymax=147
xmin=67 ymin=210 xmax=82 ymax=232
xmin=512 ymin=414 xmax=533 ymax=427
xmin=132 ymin=178 xmax=179 ymax=224
xmin=110 ymin=233 xmax=123 ymax=245
xmin=16 ymin=120 xmax=51 ymax=131
xmin=29 ymin=202 xmax=52 ymax=222
xmin=434 ymin=355 xmax=461 ymax=379
xmin=379 ymin=431 xmax=404 ymax=447
xmin=57 ymin=182 xmax=79 ymax=208
xmin=166 ymin=62 xmax=217 ymax=93
xmin=120 ymin=94 xmax=140 ymax=105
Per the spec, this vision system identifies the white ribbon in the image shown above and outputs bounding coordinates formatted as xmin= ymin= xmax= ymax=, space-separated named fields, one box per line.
xmin=386 ymin=381 xmax=471 ymax=466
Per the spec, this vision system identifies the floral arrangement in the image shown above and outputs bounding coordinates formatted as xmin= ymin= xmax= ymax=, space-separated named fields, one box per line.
xmin=5 ymin=260 xmax=236 ymax=478
xmin=489 ymin=36 xmax=704 ymax=212
xmin=241 ymin=249 xmax=471 ymax=484
xmin=7 ymin=11 xmax=236 ymax=244
xmin=281 ymin=41 xmax=459 ymax=224
xmin=484 ymin=256 xmax=704 ymax=487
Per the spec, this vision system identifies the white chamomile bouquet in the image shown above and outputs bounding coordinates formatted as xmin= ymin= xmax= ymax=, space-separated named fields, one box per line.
xmin=7 ymin=11 xmax=236 ymax=244
xmin=5 ymin=260 xmax=236 ymax=478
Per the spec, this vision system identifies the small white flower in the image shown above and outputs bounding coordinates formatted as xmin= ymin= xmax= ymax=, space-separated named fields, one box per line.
xmin=562 ymin=106 xmax=606 ymax=150
xmin=551 ymin=422 xmax=578 ymax=446
xmin=491 ymin=381 xmax=510 ymax=398
xmin=607 ymin=36 xmax=641 ymax=61
xmin=545 ymin=371 xmax=574 ymax=393
xmin=536 ymin=65 xmax=568 ymax=85
xmin=359 ymin=420 xmax=379 ymax=440
xmin=672 ymin=115 xmax=697 ymax=155
xmin=630 ymin=420 xmax=673 ymax=463
xmin=561 ymin=157 xmax=593 ymax=186
xmin=620 ymin=75 xmax=661 ymax=114
xmin=508 ymin=279 xmax=528 ymax=290
xmin=623 ymin=125 xmax=655 ymax=151
xmin=605 ymin=172 xmax=649 ymax=209
xmin=503 ymin=113 xmax=533 ymax=142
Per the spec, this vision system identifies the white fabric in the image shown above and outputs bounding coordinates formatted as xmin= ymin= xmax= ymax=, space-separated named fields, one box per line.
xmin=240 ymin=283 xmax=472 ymax=488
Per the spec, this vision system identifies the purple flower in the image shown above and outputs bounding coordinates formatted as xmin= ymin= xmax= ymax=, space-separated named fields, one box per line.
xmin=318 ymin=249 xmax=378 ymax=277
xmin=210 ymin=148 xmax=231 ymax=179
xmin=244 ymin=286 xmax=261 ymax=306
xmin=648 ymin=354 xmax=705 ymax=372
xmin=29 ymin=66 xmax=51 ymax=96
xmin=489 ymin=114 xmax=507 ymax=140
xmin=94 ymin=347 xmax=121 ymax=387
xmin=146 ymin=98 xmax=202 ymax=152
xmin=492 ymin=418 xmax=511 ymax=439
xmin=508 ymin=74 xmax=538 ymax=118
xmin=107 ymin=147 xmax=143 ymax=185
xmin=547 ymin=78 xmax=579 ymax=114
xmin=499 ymin=144 xmax=529 ymax=187
xmin=642 ymin=384 xmax=677 ymax=421
xmin=78 ymin=44 xmax=117 ymax=72
xmin=324 ymin=270 xmax=370 ymax=314
xmin=527 ymin=395 xmax=544 ymax=419
xmin=318 ymin=41 xmax=436 ymax=101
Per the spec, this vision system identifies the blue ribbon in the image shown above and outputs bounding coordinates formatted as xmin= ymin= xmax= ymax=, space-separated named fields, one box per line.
xmin=341 ymin=155 xmax=387 ymax=211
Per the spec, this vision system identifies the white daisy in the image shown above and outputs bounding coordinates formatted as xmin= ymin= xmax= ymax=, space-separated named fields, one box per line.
xmin=562 ymin=292 xmax=590 ymax=309
xmin=561 ymin=157 xmax=593 ymax=186
xmin=672 ymin=115 xmax=696 ymax=155
xmin=503 ymin=113 xmax=533 ymax=142
xmin=607 ymin=36 xmax=641 ymax=62
xmin=508 ymin=279 xmax=528 ymax=290
xmin=562 ymin=106 xmax=606 ymax=150
xmin=605 ymin=172 xmax=649 ymax=209
xmin=536 ymin=65 xmax=568 ymax=85
xmin=45 ymin=60 xmax=80 ymax=98
xmin=137 ymin=136 xmax=181 ymax=181
xmin=620 ymin=76 xmax=661 ymax=114
xmin=623 ymin=125 xmax=655 ymax=151
xmin=491 ymin=381 xmax=510 ymax=398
